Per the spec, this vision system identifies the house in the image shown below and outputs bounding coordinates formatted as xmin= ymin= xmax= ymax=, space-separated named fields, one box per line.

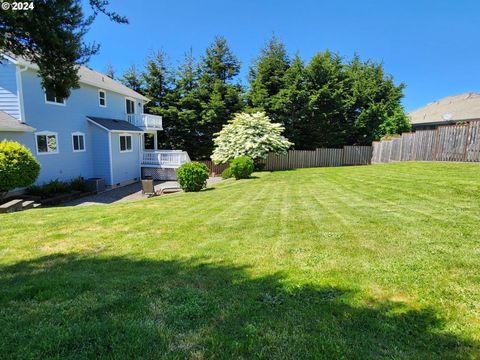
xmin=409 ymin=92 xmax=480 ymax=130
xmin=0 ymin=54 xmax=189 ymax=189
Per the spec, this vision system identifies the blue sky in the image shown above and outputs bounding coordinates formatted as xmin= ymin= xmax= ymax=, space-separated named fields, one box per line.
xmin=83 ymin=0 xmax=480 ymax=112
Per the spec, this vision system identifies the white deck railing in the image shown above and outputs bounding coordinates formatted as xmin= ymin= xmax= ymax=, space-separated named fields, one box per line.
xmin=126 ymin=113 xmax=163 ymax=129
xmin=142 ymin=150 xmax=190 ymax=168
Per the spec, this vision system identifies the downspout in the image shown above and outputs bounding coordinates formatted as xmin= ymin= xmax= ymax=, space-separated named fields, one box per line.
xmin=16 ymin=65 xmax=28 ymax=123
xmin=139 ymin=133 xmax=143 ymax=180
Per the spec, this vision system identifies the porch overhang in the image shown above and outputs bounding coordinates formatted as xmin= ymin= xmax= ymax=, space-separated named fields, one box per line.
xmin=87 ymin=116 xmax=144 ymax=133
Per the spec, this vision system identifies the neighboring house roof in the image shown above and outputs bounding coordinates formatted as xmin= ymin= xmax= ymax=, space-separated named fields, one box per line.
xmin=0 ymin=111 xmax=35 ymax=132
xmin=409 ymin=92 xmax=480 ymax=125
xmin=6 ymin=54 xmax=149 ymax=102
xmin=87 ymin=116 xmax=143 ymax=132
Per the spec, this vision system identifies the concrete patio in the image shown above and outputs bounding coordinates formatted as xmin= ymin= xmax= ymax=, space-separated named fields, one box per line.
xmin=65 ymin=177 xmax=222 ymax=206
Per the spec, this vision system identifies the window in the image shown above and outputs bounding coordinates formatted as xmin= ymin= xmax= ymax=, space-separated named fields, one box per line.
xmin=35 ymin=131 xmax=58 ymax=154
xmin=72 ymin=132 xmax=86 ymax=152
xmin=98 ymin=90 xmax=106 ymax=107
xmin=144 ymin=133 xmax=155 ymax=150
xmin=120 ymin=134 xmax=132 ymax=152
xmin=45 ymin=88 xmax=66 ymax=105
xmin=126 ymin=98 xmax=135 ymax=114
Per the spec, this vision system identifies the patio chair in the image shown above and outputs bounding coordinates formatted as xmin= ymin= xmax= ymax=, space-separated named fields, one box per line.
xmin=141 ymin=178 xmax=156 ymax=196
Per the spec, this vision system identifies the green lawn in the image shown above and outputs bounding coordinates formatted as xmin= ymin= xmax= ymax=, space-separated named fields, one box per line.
xmin=1 ymin=162 xmax=479 ymax=359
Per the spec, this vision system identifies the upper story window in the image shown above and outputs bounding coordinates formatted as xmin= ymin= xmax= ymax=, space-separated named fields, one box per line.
xmin=35 ymin=131 xmax=59 ymax=155
xmin=119 ymin=134 xmax=133 ymax=152
xmin=98 ymin=90 xmax=106 ymax=107
xmin=126 ymin=98 xmax=135 ymax=114
xmin=72 ymin=132 xmax=86 ymax=152
xmin=45 ymin=88 xmax=66 ymax=105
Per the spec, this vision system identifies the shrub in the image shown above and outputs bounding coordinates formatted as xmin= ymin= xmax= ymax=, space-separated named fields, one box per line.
xmin=27 ymin=179 xmax=69 ymax=198
xmin=0 ymin=140 xmax=40 ymax=199
xmin=26 ymin=177 xmax=86 ymax=199
xmin=230 ymin=156 xmax=254 ymax=180
xmin=69 ymin=176 xmax=87 ymax=191
xmin=221 ymin=167 xmax=232 ymax=179
xmin=177 ymin=162 xmax=209 ymax=192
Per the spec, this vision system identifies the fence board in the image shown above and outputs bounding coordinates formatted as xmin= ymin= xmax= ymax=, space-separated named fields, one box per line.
xmin=466 ymin=121 xmax=480 ymax=162
xmin=372 ymin=120 xmax=480 ymax=164
xmin=194 ymin=160 xmax=229 ymax=176
xmin=220 ymin=146 xmax=373 ymax=171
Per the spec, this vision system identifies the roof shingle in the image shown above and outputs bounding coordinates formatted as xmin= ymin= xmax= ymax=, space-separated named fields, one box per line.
xmin=409 ymin=92 xmax=480 ymax=125
xmin=0 ymin=111 xmax=35 ymax=132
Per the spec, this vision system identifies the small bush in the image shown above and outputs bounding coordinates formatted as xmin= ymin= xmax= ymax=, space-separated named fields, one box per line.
xmin=177 ymin=162 xmax=209 ymax=192
xmin=69 ymin=176 xmax=87 ymax=192
xmin=27 ymin=179 xmax=68 ymax=198
xmin=380 ymin=133 xmax=401 ymax=141
xmin=230 ymin=156 xmax=254 ymax=180
xmin=0 ymin=140 xmax=40 ymax=198
xmin=221 ymin=167 xmax=232 ymax=179
xmin=26 ymin=177 xmax=86 ymax=199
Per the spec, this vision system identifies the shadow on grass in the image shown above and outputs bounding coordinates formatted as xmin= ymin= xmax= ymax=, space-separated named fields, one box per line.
xmin=0 ymin=254 xmax=476 ymax=359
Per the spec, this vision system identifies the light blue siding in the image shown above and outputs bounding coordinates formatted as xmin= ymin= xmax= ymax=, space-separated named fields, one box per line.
xmin=0 ymin=132 xmax=35 ymax=150
xmin=89 ymin=123 xmax=112 ymax=185
xmin=0 ymin=62 xmax=21 ymax=119
xmin=110 ymin=133 xmax=141 ymax=185
xmin=0 ymin=65 xmax=146 ymax=186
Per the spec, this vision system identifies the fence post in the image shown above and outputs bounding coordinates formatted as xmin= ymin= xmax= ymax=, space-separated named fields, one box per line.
xmin=463 ymin=122 xmax=471 ymax=162
xmin=433 ymin=127 xmax=440 ymax=161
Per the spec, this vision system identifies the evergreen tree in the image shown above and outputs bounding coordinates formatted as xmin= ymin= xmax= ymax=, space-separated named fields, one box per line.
xmin=104 ymin=63 xmax=115 ymax=79
xmin=120 ymin=64 xmax=144 ymax=93
xmin=303 ymin=50 xmax=348 ymax=148
xmin=195 ymin=37 xmax=244 ymax=159
xmin=343 ymin=55 xmax=410 ymax=144
xmin=0 ymin=0 xmax=127 ymax=98
xmin=275 ymin=54 xmax=309 ymax=148
xmin=200 ymin=36 xmax=241 ymax=83
xmin=142 ymin=51 xmax=172 ymax=110
xmin=248 ymin=35 xmax=290 ymax=117
xmin=156 ymin=50 xmax=202 ymax=157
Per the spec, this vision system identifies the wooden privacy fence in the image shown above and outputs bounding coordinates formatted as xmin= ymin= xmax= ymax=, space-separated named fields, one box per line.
xmin=372 ymin=120 xmax=480 ymax=163
xmin=259 ymin=146 xmax=372 ymax=171
xmin=195 ymin=146 xmax=372 ymax=173
xmin=194 ymin=160 xmax=229 ymax=176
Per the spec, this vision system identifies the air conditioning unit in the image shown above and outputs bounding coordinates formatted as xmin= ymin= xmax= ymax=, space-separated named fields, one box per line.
xmin=85 ymin=178 xmax=106 ymax=193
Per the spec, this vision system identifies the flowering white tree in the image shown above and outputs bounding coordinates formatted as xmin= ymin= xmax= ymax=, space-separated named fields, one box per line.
xmin=211 ymin=112 xmax=293 ymax=164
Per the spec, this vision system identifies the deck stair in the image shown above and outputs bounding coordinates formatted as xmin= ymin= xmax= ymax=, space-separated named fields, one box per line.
xmin=21 ymin=200 xmax=35 ymax=210
xmin=0 ymin=199 xmax=23 ymax=213
xmin=0 ymin=199 xmax=41 ymax=213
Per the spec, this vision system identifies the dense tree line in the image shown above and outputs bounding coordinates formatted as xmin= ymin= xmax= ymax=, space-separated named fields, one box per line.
xmin=120 ymin=36 xmax=410 ymax=159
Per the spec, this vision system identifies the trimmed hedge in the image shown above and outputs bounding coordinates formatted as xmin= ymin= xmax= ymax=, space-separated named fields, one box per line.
xmin=221 ymin=167 xmax=232 ymax=179
xmin=230 ymin=156 xmax=254 ymax=180
xmin=0 ymin=140 xmax=40 ymax=196
xmin=177 ymin=162 xmax=209 ymax=192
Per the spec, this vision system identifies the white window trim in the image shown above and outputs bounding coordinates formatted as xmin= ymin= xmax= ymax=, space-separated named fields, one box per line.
xmin=119 ymin=133 xmax=133 ymax=153
xmin=35 ymin=131 xmax=59 ymax=155
xmin=72 ymin=132 xmax=86 ymax=153
xmin=125 ymin=97 xmax=136 ymax=114
xmin=44 ymin=92 xmax=66 ymax=106
xmin=98 ymin=89 xmax=107 ymax=108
